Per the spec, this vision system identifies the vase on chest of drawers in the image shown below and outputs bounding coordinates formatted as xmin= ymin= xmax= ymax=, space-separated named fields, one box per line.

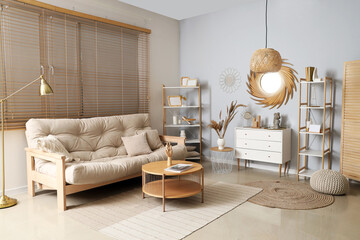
xmin=217 ymin=138 xmax=225 ymax=150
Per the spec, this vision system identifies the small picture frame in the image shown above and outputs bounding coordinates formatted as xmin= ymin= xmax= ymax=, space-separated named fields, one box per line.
xmin=187 ymin=78 xmax=198 ymax=87
xmin=308 ymin=124 xmax=321 ymax=133
xmin=181 ymin=77 xmax=189 ymax=87
xmin=167 ymin=96 xmax=182 ymax=107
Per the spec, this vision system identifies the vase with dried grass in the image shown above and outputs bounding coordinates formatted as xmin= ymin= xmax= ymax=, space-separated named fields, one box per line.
xmin=208 ymin=101 xmax=246 ymax=150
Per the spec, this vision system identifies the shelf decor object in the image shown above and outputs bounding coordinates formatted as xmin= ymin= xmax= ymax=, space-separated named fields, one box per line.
xmin=219 ymin=68 xmax=241 ymax=93
xmin=235 ymin=127 xmax=291 ymax=176
xmin=167 ymin=95 xmax=187 ymax=107
xmin=297 ymin=76 xmax=333 ymax=180
xmin=181 ymin=77 xmax=197 ymax=87
xmin=162 ymin=84 xmax=202 ymax=162
xmin=182 ymin=116 xmax=196 ymax=125
xmin=181 ymin=77 xmax=190 ymax=87
xmin=208 ymin=101 xmax=246 ymax=150
xmin=247 ymin=0 xmax=298 ymax=109
xmin=186 ymin=78 xmax=198 ymax=87
xmin=341 ymin=60 xmax=360 ymax=181
xmin=0 ymin=75 xmax=53 ymax=209
xmin=305 ymin=67 xmax=315 ymax=82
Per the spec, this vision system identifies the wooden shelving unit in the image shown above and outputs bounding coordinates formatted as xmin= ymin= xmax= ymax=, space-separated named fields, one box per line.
xmin=297 ymin=77 xmax=333 ymax=180
xmin=162 ymin=85 xmax=202 ymax=162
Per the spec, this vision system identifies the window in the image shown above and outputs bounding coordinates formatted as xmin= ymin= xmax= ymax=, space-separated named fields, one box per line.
xmin=0 ymin=0 xmax=150 ymax=129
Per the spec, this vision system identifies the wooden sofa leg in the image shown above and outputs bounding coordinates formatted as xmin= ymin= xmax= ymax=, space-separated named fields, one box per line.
xmin=57 ymin=158 xmax=66 ymax=211
xmin=26 ymin=154 xmax=35 ymax=197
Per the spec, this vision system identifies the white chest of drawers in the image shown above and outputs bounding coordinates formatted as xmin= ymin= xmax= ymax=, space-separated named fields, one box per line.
xmin=235 ymin=127 xmax=291 ymax=176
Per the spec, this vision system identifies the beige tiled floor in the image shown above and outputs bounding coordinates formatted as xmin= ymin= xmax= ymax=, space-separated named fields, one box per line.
xmin=2 ymin=163 xmax=360 ymax=240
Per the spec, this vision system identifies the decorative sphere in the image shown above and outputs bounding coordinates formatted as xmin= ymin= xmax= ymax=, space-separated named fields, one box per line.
xmin=250 ymin=48 xmax=282 ymax=73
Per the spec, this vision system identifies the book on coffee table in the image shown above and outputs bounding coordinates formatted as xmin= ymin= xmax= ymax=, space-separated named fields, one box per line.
xmin=165 ymin=164 xmax=193 ymax=173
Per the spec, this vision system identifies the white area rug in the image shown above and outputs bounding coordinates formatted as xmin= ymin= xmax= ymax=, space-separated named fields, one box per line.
xmin=66 ymin=182 xmax=261 ymax=240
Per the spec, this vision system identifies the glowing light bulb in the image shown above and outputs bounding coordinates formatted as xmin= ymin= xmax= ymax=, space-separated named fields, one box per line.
xmin=260 ymin=72 xmax=283 ymax=94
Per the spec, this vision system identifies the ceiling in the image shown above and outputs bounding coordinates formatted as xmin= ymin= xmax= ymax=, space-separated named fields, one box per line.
xmin=117 ymin=0 xmax=246 ymax=20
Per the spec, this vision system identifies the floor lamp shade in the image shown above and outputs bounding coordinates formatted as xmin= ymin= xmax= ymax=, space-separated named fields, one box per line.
xmin=40 ymin=76 xmax=54 ymax=96
xmin=0 ymin=75 xmax=53 ymax=209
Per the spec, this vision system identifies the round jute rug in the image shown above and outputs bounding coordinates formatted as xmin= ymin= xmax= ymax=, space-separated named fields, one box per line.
xmin=245 ymin=180 xmax=334 ymax=210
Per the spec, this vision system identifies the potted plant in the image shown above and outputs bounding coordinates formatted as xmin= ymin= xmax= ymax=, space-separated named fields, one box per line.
xmin=208 ymin=101 xmax=246 ymax=150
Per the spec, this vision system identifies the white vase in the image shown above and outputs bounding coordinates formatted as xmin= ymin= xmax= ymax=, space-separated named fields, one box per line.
xmin=180 ymin=130 xmax=186 ymax=138
xmin=173 ymin=115 xmax=178 ymax=125
xmin=217 ymin=138 xmax=225 ymax=150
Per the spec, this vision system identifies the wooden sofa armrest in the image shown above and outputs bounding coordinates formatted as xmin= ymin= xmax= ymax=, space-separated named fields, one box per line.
xmin=25 ymin=148 xmax=66 ymax=163
xmin=25 ymin=147 xmax=67 ymax=211
xmin=159 ymin=135 xmax=186 ymax=145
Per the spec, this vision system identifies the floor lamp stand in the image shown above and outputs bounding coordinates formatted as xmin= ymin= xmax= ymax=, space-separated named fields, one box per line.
xmin=0 ymin=100 xmax=17 ymax=208
xmin=0 ymin=75 xmax=53 ymax=209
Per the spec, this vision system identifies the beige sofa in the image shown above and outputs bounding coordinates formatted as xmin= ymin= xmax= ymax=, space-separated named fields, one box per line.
xmin=25 ymin=114 xmax=186 ymax=211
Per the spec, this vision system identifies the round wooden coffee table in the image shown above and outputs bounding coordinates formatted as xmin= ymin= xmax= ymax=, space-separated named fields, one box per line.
xmin=142 ymin=160 xmax=204 ymax=212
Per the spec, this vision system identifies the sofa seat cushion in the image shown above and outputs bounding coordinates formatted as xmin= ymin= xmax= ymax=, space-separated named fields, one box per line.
xmin=36 ymin=155 xmax=149 ymax=185
xmin=35 ymin=144 xmax=187 ymax=185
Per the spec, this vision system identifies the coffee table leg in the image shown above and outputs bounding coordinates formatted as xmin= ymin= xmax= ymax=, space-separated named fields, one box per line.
xmin=142 ymin=170 xmax=145 ymax=199
xmin=201 ymin=168 xmax=204 ymax=203
xmin=162 ymin=174 xmax=165 ymax=212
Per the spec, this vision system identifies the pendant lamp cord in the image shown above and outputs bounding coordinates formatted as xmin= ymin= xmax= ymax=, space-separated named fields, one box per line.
xmin=265 ymin=0 xmax=268 ymax=48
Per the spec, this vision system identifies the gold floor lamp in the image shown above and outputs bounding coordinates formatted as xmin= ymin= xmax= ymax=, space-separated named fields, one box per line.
xmin=0 ymin=75 xmax=53 ymax=209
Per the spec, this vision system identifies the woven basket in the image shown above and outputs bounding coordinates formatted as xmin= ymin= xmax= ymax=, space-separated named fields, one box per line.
xmin=250 ymin=48 xmax=282 ymax=73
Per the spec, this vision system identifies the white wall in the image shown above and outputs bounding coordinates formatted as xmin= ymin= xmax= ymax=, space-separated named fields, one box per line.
xmin=180 ymin=0 xmax=360 ymax=172
xmin=1 ymin=0 xmax=179 ymax=193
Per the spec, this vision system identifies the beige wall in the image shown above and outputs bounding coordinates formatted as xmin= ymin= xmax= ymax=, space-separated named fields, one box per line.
xmin=1 ymin=0 xmax=180 ymax=193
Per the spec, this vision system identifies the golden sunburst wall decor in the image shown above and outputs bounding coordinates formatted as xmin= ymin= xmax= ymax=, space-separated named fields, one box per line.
xmin=247 ymin=59 xmax=298 ymax=109
xmin=219 ymin=68 xmax=241 ymax=93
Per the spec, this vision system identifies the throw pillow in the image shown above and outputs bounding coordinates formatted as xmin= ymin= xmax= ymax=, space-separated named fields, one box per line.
xmin=122 ymin=133 xmax=153 ymax=156
xmin=186 ymin=145 xmax=197 ymax=151
xmin=37 ymin=135 xmax=80 ymax=162
xmin=136 ymin=129 xmax=163 ymax=150
xmin=186 ymin=151 xmax=200 ymax=158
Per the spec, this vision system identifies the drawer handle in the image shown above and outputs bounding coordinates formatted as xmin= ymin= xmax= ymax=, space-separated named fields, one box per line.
xmin=245 ymin=143 xmax=247 ymax=145
xmin=268 ymin=155 xmax=270 ymax=158
xmin=245 ymin=133 xmax=247 ymax=136
xmin=245 ymin=153 xmax=247 ymax=155
xmin=268 ymin=135 xmax=271 ymax=137
xmin=268 ymin=145 xmax=271 ymax=147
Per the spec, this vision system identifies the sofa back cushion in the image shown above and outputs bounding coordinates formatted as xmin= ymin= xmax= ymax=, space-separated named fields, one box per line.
xmin=25 ymin=114 xmax=151 ymax=161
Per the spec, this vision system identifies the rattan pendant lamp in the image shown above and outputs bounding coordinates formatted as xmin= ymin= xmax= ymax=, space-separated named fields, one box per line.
xmin=247 ymin=0 xmax=298 ymax=109
xmin=250 ymin=0 xmax=282 ymax=73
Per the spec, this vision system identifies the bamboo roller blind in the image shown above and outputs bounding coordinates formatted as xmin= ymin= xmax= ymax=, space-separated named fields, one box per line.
xmin=0 ymin=0 xmax=150 ymax=129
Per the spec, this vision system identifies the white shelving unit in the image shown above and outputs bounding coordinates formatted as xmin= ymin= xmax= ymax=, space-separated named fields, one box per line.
xmin=162 ymin=84 xmax=202 ymax=162
xmin=297 ymin=77 xmax=333 ymax=180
